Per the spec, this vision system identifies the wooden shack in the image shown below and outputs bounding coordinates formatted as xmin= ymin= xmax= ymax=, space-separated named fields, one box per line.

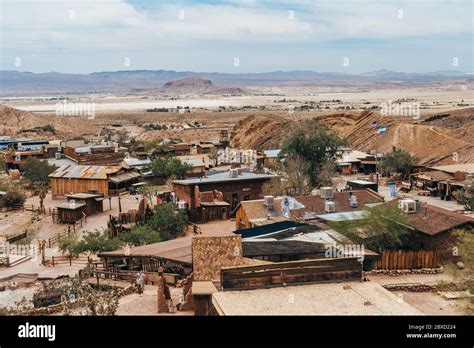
xmin=55 ymin=201 xmax=87 ymax=224
xmin=65 ymin=192 xmax=104 ymax=216
xmin=49 ymin=164 xmax=141 ymax=199
xmin=63 ymin=144 xmax=125 ymax=166
xmin=55 ymin=192 xmax=104 ymax=224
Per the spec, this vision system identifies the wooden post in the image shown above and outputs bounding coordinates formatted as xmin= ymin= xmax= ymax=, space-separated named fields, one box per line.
xmin=52 ymin=256 xmax=55 ymax=267
xmin=69 ymin=255 xmax=72 ymax=266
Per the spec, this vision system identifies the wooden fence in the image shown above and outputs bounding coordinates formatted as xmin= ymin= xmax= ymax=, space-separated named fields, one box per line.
xmin=221 ymin=257 xmax=362 ymax=291
xmin=42 ymin=255 xmax=91 ymax=267
xmin=375 ymin=250 xmax=440 ymax=270
xmin=89 ymin=268 xmax=180 ymax=286
xmin=46 ymin=215 xmax=87 ymax=248
xmin=6 ymin=230 xmax=28 ymax=243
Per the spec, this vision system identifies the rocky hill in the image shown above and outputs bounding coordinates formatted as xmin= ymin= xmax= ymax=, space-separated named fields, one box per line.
xmin=230 ymin=108 xmax=474 ymax=166
xmin=0 ymin=105 xmax=99 ymax=139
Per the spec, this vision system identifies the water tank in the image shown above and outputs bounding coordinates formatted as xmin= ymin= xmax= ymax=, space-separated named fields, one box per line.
xmin=264 ymin=195 xmax=275 ymax=211
xmin=320 ymin=187 xmax=334 ymax=199
xmin=325 ymin=201 xmax=336 ymax=213
xmin=398 ymin=199 xmax=418 ymax=213
xmin=229 ymin=169 xmax=239 ymax=178
xmin=349 ymin=195 xmax=358 ymax=208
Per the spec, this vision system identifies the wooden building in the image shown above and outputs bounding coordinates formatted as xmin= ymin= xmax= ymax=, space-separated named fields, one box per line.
xmin=65 ymin=192 xmax=104 ymax=216
xmin=49 ymin=164 xmax=141 ymax=199
xmin=172 ymin=170 xmax=276 ymax=222
xmin=178 ymin=157 xmax=206 ymax=178
xmin=234 ymin=189 xmax=384 ymax=230
xmin=3 ymin=150 xmax=45 ymax=171
xmin=196 ymin=143 xmax=215 ymax=155
xmin=170 ymin=143 xmax=191 ymax=156
xmin=55 ymin=192 xmax=104 ymax=224
xmin=63 ymin=144 xmax=125 ymax=166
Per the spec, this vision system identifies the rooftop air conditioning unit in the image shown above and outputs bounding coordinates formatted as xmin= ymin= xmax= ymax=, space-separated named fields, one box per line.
xmin=398 ymin=199 xmax=418 ymax=214
xmin=264 ymin=195 xmax=275 ymax=211
xmin=320 ymin=187 xmax=334 ymax=199
xmin=229 ymin=169 xmax=239 ymax=178
xmin=349 ymin=195 xmax=358 ymax=208
xmin=325 ymin=201 xmax=336 ymax=213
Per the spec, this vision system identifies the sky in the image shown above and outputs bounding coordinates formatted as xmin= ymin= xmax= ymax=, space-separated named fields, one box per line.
xmin=0 ymin=0 xmax=472 ymax=74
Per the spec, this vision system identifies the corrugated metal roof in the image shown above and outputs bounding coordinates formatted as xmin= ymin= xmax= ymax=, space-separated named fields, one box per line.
xmin=123 ymin=157 xmax=151 ymax=167
xmin=172 ymin=171 xmax=276 ymax=185
xmin=108 ymin=171 xmax=141 ymax=184
xmin=49 ymin=164 xmax=122 ymax=180
xmin=181 ymin=158 xmax=205 ymax=167
xmin=431 ymin=163 xmax=474 ymax=174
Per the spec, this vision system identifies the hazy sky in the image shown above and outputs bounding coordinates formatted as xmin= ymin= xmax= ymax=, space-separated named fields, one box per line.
xmin=1 ymin=0 xmax=472 ymax=74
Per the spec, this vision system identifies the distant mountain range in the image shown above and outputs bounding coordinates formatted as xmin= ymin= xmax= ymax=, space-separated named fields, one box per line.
xmin=0 ymin=69 xmax=471 ymax=97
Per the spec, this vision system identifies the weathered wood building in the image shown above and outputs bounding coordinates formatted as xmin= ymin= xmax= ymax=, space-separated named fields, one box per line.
xmin=172 ymin=170 xmax=276 ymax=222
xmin=63 ymin=144 xmax=125 ymax=166
xmin=49 ymin=164 xmax=141 ymax=199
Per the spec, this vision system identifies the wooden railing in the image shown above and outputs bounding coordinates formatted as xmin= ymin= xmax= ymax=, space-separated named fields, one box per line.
xmin=42 ymin=255 xmax=91 ymax=267
xmin=6 ymin=230 xmax=28 ymax=243
xmin=46 ymin=214 xmax=87 ymax=248
xmin=375 ymin=250 xmax=440 ymax=270
xmin=90 ymin=268 xmax=179 ymax=285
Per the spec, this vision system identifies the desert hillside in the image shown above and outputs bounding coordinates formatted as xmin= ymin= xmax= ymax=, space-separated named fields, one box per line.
xmin=0 ymin=104 xmax=99 ymax=139
xmin=230 ymin=108 xmax=474 ymax=166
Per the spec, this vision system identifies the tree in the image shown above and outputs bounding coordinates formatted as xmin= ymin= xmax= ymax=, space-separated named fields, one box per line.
xmin=20 ymin=157 xmax=56 ymax=188
xmin=329 ymin=203 xmax=415 ymax=250
xmin=383 ymin=146 xmax=418 ymax=179
xmin=151 ymin=156 xmax=192 ymax=180
xmin=118 ymin=225 xmax=163 ymax=246
xmin=262 ymin=155 xmax=312 ymax=196
xmin=41 ymin=124 xmax=56 ymax=134
xmin=72 ymin=229 xmax=123 ymax=255
xmin=2 ymin=189 xmax=26 ymax=208
xmin=316 ymin=159 xmax=338 ymax=187
xmin=138 ymin=183 xmax=157 ymax=203
xmin=148 ymin=203 xmax=188 ymax=240
xmin=280 ymin=121 xmax=346 ymax=187
xmin=58 ymin=234 xmax=80 ymax=257
xmin=453 ymin=179 xmax=474 ymax=211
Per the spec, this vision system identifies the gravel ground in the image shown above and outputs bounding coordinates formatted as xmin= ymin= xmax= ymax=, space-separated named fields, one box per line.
xmin=213 ymin=281 xmax=422 ymax=315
